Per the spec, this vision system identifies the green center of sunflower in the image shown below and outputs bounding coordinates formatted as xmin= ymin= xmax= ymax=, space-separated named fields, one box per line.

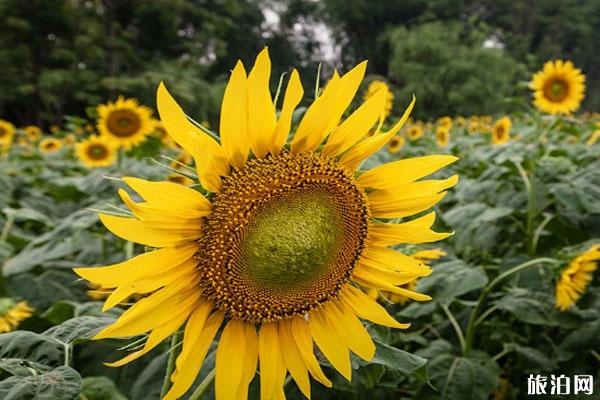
xmin=87 ymin=144 xmax=108 ymax=160
xmin=106 ymin=110 xmax=141 ymax=137
xmin=197 ymin=151 xmax=369 ymax=323
xmin=544 ymin=78 xmax=569 ymax=102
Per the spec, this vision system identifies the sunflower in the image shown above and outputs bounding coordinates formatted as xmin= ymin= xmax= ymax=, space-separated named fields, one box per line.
xmin=0 ymin=119 xmax=15 ymax=144
xmin=24 ymin=125 xmax=42 ymax=141
xmin=74 ymin=49 xmax=458 ymax=400
xmin=39 ymin=137 xmax=63 ymax=154
xmin=492 ymin=116 xmax=512 ymax=145
xmin=76 ymin=135 xmax=117 ymax=168
xmin=436 ymin=126 xmax=450 ymax=147
xmin=97 ymin=96 xmax=154 ymax=149
xmin=530 ymin=60 xmax=586 ymax=115
xmin=0 ymin=298 xmax=34 ymax=333
xmin=406 ymin=124 xmax=424 ymax=141
xmin=363 ymin=80 xmax=394 ymax=119
xmin=63 ymin=133 xmax=77 ymax=147
xmin=437 ymin=116 xmax=452 ymax=130
xmin=555 ymin=245 xmax=600 ymax=311
xmin=387 ymin=135 xmax=405 ymax=154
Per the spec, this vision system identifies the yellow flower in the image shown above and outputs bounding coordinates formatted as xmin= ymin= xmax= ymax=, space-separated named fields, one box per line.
xmin=39 ymin=138 xmax=63 ymax=154
xmin=24 ymin=125 xmax=42 ymax=141
xmin=492 ymin=116 xmax=512 ymax=145
xmin=363 ymin=80 xmax=394 ymax=118
xmin=530 ymin=60 xmax=586 ymax=115
xmin=49 ymin=124 xmax=60 ymax=134
xmin=0 ymin=119 xmax=15 ymax=144
xmin=63 ymin=133 xmax=77 ymax=147
xmin=555 ymin=244 xmax=600 ymax=311
xmin=437 ymin=116 xmax=452 ymax=130
xmin=586 ymin=130 xmax=600 ymax=146
xmin=387 ymin=135 xmax=405 ymax=153
xmin=436 ymin=126 xmax=450 ymax=147
xmin=76 ymin=135 xmax=117 ymax=168
xmin=454 ymin=116 xmax=466 ymax=127
xmin=74 ymin=49 xmax=458 ymax=400
xmin=0 ymin=298 xmax=34 ymax=333
xmin=97 ymin=96 xmax=154 ymax=149
xmin=406 ymin=124 xmax=424 ymax=141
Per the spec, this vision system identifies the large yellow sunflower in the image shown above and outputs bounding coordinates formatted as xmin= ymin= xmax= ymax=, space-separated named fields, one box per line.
xmin=74 ymin=49 xmax=458 ymax=400
xmin=491 ymin=116 xmax=512 ymax=145
xmin=0 ymin=298 xmax=34 ymax=333
xmin=97 ymin=96 xmax=154 ymax=149
xmin=0 ymin=119 xmax=15 ymax=144
xmin=39 ymin=137 xmax=63 ymax=154
xmin=76 ymin=135 xmax=117 ymax=168
xmin=530 ymin=60 xmax=585 ymax=115
xmin=555 ymin=244 xmax=600 ymax=311
xmin=363 ymin=80 xmax=394 ymax=119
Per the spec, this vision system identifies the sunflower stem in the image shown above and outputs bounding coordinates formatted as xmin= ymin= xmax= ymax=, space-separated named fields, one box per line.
xmin=463 ymin=257 xmax=559 ymax=354
xmin=440 ymin=303 xmax=465 ymax=350
xmin=187 ymin=368 xmax=216 ymax=400
xmin=514 ymin=161 xmax=535 ymax=255
xmin=160 ymin=329 xmax=184 ymax=398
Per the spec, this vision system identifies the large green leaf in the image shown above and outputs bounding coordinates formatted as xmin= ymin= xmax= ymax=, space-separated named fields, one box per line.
xmin=415 ymin=260 xmax=488 ymax=304
xmin=0 ymin=331 xmax=64 ymax=367
xmin=371 ymin=339 xmax=428 ymax=381
xmin=0 ymin=366 xmax=82 ymax=400
xmin=44 ymin=316 xmax=116 ymax=345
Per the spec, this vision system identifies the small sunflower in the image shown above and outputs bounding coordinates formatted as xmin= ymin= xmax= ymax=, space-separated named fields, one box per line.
xmin=530 ymin=60 xmax=585 ymax=115
xmin=75 ymin=49 xmax=458 ymax=400
xmin=387 ymin=135 xmax=405 ymax=153
xmin=0 ymin=298 xmax=34 ymax=333
xmin=555 ymin=245 xmax=600 ymax=311
xmin=97 ymin=96 xmax=154 ymax=149
xmin=39 ymin=137 xmax=63 ymax=154
xmin=492 ymin=116 xmax=512 ymax=145
xmin=24 ymin=125 xmax=42 ymax=141
xmin=406 ymin=124 xmax=424 ymax=141
xmin=436 ymin=126 xmax=450 ymax=147
xmin=0 ymin=119 xmax=15 ymax=144
xmin=76 ymin=136 xmax=117 ymax=168
xmin=363 ymin=80 xmax=394 ymax=119
xmin=437 ymin=116 xmax=452 ymax=130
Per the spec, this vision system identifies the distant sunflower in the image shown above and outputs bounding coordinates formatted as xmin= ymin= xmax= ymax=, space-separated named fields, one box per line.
xmin=75 ymin=49 xmax=458 ymax=400
xmin=363 ymin=80 xmax=394 ymax=118
xmin=39 ymin=138 xmax=63 ymax=154
xmin=24 ymin=125 xmax=42 ymax=141
xmin=437 ymin=116 xmax=452 ymax=130
xmin=0 ymin=119 xmax=15 ymax=144
xmin=76 ymin=135 xmax=117 ymax=168
xmin=387 ymin=135 xmax=405 ymax=153
xmin=406 ymin=124 xmax=424 ymax=141
xmin=492 ymin=116 xmax=512 ymax=145
xmin=555 ymin=245 xmax=600 ymax=311
xmin=63 ymin=133 xmax=77 ymax=147
xmin=0 ymin=298 xmax=34 ymax=333
xmin=436 ymin=126 xmax=450 ymax=147
xmin=530 ymin=60 xmax=585 ymax=115
xmin=97 ymin=97 xmax=154 ymax=149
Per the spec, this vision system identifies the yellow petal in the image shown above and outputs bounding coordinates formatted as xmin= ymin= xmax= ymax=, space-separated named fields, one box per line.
xmin=157 ymin=83 xmax=228 ymax=192
xmin=271 ymin=69 xmax=304 ymax=155
xmin=216 ymin=319 xmax=248 ymax=400
xmin=164 ymin=307 xmax=224 ymax=400
xmin=322 ymin=87 xmax=386 ymax=158
xmin=361 ymin=246 xmax=430 ymax=275
xmin=289 ymin=318 xmax=332 ymax=388
xmin=278 ymin=320 xmax=311 ymax=399
xmin=122 ymin=177 xmax=211 ymax=213
xmin=292 ymin=61 xmax=367 ymax=153
xmin=354 ymin=261 xmax=430 ymax=286
xmin=322 ymin=302 xmax=375 ymax=361
xmin=99 ymin=214 xmax=202 ymax=247
xmin=248 ymin=48 xmax=277 ymax=159
xmin=118 ymin=189 xmax=208 ymax=222
xmin=234 ymin=323 xmax=258 ymax=400
xmin=73 ymin=244 xmax=197 ymax=286
xmin=368 ymin=212 xmax=452 ymax=247
xmin=341 ymin=285 xmax=410 ymax=329
xmin=309 ymin=308 xmax=351 ymax=380
xmin=353 ymin=268 xmax=431 ymax=301
xmin=259 ymin=322 xmax=285 ymax=400
xmin=220 ymin=61 xmax=249 ymax=169
xmin=339 ymin=95 xmax=415 ymax=170
xmin=357 ymin=155 xmax=459 ymax=189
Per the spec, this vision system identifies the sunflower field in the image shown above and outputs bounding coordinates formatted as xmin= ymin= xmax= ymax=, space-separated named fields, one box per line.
xmin=1 ymin=2 xmax=600 ymax=400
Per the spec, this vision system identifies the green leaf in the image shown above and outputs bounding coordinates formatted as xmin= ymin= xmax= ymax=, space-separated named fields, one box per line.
xmin=81 ymin=376 xmax=128 ymax=400
xmin=41 ymin=300 xmax=76 ymax=325
xmin=2 ymin=207 xmax=52 ymax=225
xmin=371 ymin=339 xmax=428 ymax=381
xmin=0 ymin=366 xmax=82 ymax=400
xmin=44 ymin=316 xmax=116 ymax=345
xmin=0 ymin=331 xmax=64 ymax=367
xmin=0 ymin=358 xmax=53 ymax=378
xmin=416 ymin=260 xmax=488 ymax=304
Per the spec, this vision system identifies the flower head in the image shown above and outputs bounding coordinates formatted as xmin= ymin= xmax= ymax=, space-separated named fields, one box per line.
xmin=406 ymin=124 xmax=424 ymax=141
xmin=363 ymin=80 xmax=394 ymax=119
xmin=74 ymin=49 xmax=458 ymax=400
xmin=97 ymin=96 xmax=154 ymax=149
xmin=0 ymin=298 xmax=34 ymax=333
xmin=492 ymin=116 xmax=512 ymax=145
xmin=436 ymin=126 xmax=450 ymax=147
xmin=530 ymin=60 xmax=585 ymax=115
xmin=387 ymin=135 xmax=405 ymax=153
xmin=555 ymin=244 xmax=600 ymax=311
xmin=0 ymin=119 xmax=15 ymax=144
xmin=24 ymin=125 xmax=42 ymax=141
xmin=39 ymin=137 xmax=63 ymax=154
xmin=76 ymin=135 xmax=117 ymax=168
